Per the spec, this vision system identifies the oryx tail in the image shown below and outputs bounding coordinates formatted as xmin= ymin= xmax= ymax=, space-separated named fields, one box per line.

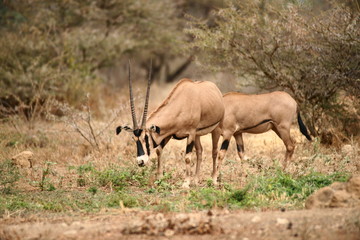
xmin=297 ymin=112 xmax=312 ymax=141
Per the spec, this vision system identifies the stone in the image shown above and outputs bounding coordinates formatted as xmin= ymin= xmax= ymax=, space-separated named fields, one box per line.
xmin=346 ymin=176 xmax=360 ymax=198
xmin=305 ymin=187 xmax=334 ymax=209
xmin=11 ymin=151 xmax=34 ymax=168
xmin=341 ymin=144 xmax=353 ymax=156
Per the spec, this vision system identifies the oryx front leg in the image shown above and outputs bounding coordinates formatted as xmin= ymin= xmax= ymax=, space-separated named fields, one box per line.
xmin=194 ymin=136 xmax=203 ymax=185
xmin=211 ymin=128 xmax=221 ymax=182
xmin=212 ymin=134 xmax=231 ymax=185
xmin=155 ymin=136 xmax=171 ymax=179
xmin=182 ymin=135 xmax=195 ymax=189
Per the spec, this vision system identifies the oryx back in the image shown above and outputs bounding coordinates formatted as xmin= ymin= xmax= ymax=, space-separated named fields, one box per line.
xmin=147 ymin=78 xmax=224 ymax=139
xmin=221 ymin=91 xmax=297 ymax=134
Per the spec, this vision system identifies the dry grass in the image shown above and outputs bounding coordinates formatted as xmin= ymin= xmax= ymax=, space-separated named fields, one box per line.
xmin=0 ymin=82 xmax=359 ymax=216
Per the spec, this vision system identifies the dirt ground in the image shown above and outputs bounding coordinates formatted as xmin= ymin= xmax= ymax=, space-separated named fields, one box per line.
xmin=1 ymin=207 xmax=360 ymax=240
xmin=1 ymin=130 xmax=359 ymax=240
xmin=1 ymin=82 xmax=359 ymax=240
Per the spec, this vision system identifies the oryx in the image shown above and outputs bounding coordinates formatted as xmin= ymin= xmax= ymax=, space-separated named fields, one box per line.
xmin=116 ymin=62 xmax=224 ymax=188
xmin=211 ymin=91 xmax=312 ymax=183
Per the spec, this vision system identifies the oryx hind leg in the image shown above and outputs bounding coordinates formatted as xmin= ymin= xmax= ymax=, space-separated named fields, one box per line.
xmin=272 ymin=125 xmax=295 ymax=169
xmin=182 ymin=134 xmax=196 ymax=188
xmin=212 ymin=131 xmax=232 ymax=185
xmin=155 ymin=136 xmax=171 ymax=179
xmin=234 ymin=133 xmax=246 ymax=161
xmin=194 ymin=136 xmax=203 ymax=185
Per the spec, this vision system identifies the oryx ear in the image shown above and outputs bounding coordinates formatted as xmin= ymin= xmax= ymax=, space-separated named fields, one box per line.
xmin=149 ymin=125 xmax=160 ymax=134
xmin=116 ymin=125 xmax=133 ymax=135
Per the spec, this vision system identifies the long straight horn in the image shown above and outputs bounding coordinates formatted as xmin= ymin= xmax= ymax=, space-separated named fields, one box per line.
xmin=128 ymin=60 xmax=138 ymax=130
xmin=141 ymin=59 xmax=152 ymax=129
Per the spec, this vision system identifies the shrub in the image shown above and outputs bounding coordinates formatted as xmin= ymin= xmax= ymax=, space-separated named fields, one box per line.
xmin=187 ymin=0 xmax=360 ymax=139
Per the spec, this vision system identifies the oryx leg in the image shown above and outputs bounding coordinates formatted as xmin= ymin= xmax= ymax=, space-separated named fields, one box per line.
xmin=183 ymin=134 xmax=196 ymax=188
xmin=212 ymin=131 xmax=232 ymax=185
xmin=211 ymin=128 xmax=221 ymax=179
xmin=234 ymin=132 xmax=246 ymax=161
xmin=272 ymin=125 xmax=294 ymax=169
xmin=194 ymin=136 xmax=203 ymax=185
xmin=155 ymin=136 xmax=171 ymax=179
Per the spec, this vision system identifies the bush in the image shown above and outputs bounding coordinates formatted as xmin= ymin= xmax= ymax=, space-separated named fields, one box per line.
xmin=0 ymin=0 xmax=186 ymax=120
xmin=187 ymin=0 xmax=360 ymax=139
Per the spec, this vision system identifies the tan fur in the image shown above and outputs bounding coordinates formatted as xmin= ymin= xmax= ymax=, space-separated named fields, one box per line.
xmin=212 ymin=91 xmax=308 ymax=184
xmin=147 ymin=79 xmax=224 ymax=141
xmin=145 ymin=79 xmax=225 ymax=187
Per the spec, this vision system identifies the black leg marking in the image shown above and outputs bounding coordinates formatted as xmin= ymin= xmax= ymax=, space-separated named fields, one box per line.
xmin=220 ymin=140 xmax=229 ymax=150
xmin=186 ymin=141 xmax=195 ymax=154
xmin=237 ymin=144 xmax=244 ymax=152
xmin=136 ymin=140 xmax=145 ymax=156
xmin=160 ymin=139 xmax=166 ymax=148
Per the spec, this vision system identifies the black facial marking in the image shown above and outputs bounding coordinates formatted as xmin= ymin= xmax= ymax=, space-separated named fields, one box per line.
xmin=136 ymin=140 xmax=145 ymax=157
xmin=221 ymin=140 xmax=229 ymax=150
xmin=133 ymin=129 xmax=143 ymax=137
xmin=186 ymin=141 xmax=194 ymax=154
xmin=145 ymin=135 xmax=150 ymax=156
xmin=151 ymin=134 xmax=158 ymax=148
xmin=237 ymin=144 xmax=244 ymax=152
xmin=154 ymin=126 xmax=160 ymax=134
xmin=116 ymin=126 xmax=122 ymax=135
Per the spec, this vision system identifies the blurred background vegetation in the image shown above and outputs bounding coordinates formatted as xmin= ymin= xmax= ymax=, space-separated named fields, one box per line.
xmin=0 ymin=0 xmax=359 ymax=144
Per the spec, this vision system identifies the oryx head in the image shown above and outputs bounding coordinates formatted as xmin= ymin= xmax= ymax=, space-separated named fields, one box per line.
xmin=116 ymin=60 xmax=160 ymax=167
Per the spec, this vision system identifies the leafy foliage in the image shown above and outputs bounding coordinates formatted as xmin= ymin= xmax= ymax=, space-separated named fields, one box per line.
xmin=187 ymin=0 xmax=360 ymax=138
xmin=0 ymin=0 xmax=185 ymax=119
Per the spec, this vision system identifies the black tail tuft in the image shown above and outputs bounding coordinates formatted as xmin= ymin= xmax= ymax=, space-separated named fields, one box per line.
xmin=297 ymin=113 xmax=312 ymax=141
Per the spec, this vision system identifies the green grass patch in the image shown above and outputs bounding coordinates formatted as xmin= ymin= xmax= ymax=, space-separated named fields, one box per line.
xmin=237 ymin=169 xmax=350 ymax=208
xmin=0 ymin=159 xmax=20 ymax=194
xmin=0 ymin=189 xmax=145 ymax=214
xmin=0 ymin=161 xmax=350 ymax=215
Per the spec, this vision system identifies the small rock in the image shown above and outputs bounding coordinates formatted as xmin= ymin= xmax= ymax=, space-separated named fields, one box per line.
xmin=11 ymin=151 xmax=34 ymax=168
xmin=63 ymin=230 xmax=77 ymax=236
xmin=329 ymin=190 xmax=352 ymax=208
xmin=251 ymin=216 xmax=261 ymax=223
xmin=346 ymin=176 xmax=360 ymax=198
xmin=164 ymin=229 xmax=175 ymax=237
xmin=341 ymin=144 xmax=353 ymax=155
xmin=305 ymin=187 xmax=334 ymax=209
xmin=330 ymin=182 xmax=346 ymax=191
xmin=276 ymin=218 xmax=290 ymax=226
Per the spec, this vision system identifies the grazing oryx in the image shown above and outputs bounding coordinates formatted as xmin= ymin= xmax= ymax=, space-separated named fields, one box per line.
xmin=212 ymin=91 xmax=312 ymax=183
xmin=116 ymin=62 xmax=224 ymax=188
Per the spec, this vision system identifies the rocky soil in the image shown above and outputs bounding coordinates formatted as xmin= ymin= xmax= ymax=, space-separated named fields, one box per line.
xmin=1 ymin=176 xmax=360 ymax=240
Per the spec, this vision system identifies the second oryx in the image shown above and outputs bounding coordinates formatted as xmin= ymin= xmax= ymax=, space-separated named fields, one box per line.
xmin=116 ymin=62 xmax=224 ymax=188
xmin=212 ymin=91 xmax=312 ymax=183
